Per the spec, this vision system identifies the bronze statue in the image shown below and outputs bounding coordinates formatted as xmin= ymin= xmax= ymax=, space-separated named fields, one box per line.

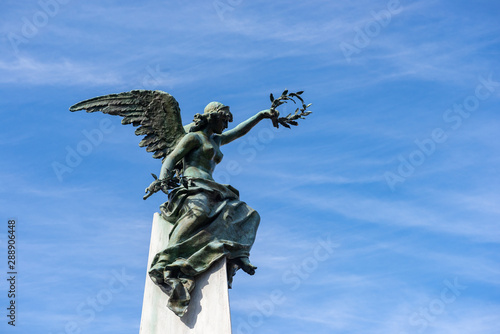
xmin=70 ymin=90 xmax=311 ymax=316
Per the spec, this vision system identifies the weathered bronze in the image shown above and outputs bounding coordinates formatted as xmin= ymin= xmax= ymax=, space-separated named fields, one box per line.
xmin=70 ymin=90 xmax=310 ymax=317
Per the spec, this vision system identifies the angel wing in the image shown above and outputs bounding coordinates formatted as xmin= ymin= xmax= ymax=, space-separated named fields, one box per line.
xmin=70 ymin=90 xmax=185 ymax=161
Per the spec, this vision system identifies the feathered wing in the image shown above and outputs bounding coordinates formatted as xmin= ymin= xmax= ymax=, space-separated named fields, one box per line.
xmin=70 ymin=90 xmax=185 ymax=161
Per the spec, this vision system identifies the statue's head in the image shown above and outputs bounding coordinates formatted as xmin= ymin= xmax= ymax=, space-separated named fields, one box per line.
xmin=191 ymin=102 xmax=233 ymax=134
xmin=203 ymin=101 xmax=229 ymax=115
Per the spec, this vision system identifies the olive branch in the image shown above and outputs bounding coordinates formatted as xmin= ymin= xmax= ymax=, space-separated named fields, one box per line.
xmin=144 ymin=170 xmax=185 ymax=199
xmin=269 ymin=89 xmax=312 ymax=128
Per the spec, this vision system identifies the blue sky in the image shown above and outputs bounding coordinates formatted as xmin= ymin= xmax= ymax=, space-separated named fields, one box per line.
xmin=1 ymin=0 xmax=499 ymax=333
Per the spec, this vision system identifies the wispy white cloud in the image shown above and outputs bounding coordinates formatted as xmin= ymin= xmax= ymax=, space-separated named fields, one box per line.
xmin=0 ymin=57 xmax=122 ymax=86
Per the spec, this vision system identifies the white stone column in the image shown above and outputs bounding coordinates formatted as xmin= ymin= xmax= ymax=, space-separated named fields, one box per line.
xmin=140 ymin=213 xmax=232 ymax=334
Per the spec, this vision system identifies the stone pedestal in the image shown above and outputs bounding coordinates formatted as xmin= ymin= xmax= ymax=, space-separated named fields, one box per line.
xmin=139 ymin=213 xmax=232 ymax=333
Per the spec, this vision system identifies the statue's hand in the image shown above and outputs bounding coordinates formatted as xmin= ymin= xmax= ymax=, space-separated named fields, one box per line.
xmin=143 ymin=171 xmax=177 ymax=200
xmin=259 ymin=109 xmax=279 ymax=119
xmin=259 ymin=109 xmax=280 ymax=128
xmin=144 ymin=179 xmax=162 ymax=200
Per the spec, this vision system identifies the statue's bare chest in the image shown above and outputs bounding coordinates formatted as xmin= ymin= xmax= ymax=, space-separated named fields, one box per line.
xmin=200 ymin=136 xmax=223 ymax=164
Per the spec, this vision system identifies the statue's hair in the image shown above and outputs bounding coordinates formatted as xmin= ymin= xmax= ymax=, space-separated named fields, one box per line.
xmin=189 ymin=113 xmax=209 ymax=132
xmin=189 ymin=102 xmax=233 ymax=132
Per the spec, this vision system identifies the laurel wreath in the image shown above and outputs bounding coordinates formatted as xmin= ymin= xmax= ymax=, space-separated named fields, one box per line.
xmin=269 ymin=89 xmax=312 ymax=128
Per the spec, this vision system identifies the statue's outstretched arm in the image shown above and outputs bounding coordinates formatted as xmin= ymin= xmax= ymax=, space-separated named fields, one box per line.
xmin=219 ymin=109 xmax=275 ymax=145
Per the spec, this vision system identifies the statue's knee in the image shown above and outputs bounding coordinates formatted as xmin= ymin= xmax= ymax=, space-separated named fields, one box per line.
xmin=189 ymin=207 xmax=208 ymax=220
xmin=252 ymin=210 xmax=261 ymax=223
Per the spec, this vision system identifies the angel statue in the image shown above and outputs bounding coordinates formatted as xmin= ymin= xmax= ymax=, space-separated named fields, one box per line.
xmin=70 ymin=89 xmax=311 ymax=316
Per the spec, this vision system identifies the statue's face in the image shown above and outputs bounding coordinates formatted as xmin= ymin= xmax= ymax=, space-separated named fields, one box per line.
xmin=212 ymin=112 xmax=231 ymax=134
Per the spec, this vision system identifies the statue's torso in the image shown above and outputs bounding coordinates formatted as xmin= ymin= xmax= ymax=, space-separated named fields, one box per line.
xmin=183 ymin=132 xmax=223 ymax=181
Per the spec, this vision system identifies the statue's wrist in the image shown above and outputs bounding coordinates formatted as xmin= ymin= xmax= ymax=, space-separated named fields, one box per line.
xmin=258 ymin=110 xmax=268 ymax=119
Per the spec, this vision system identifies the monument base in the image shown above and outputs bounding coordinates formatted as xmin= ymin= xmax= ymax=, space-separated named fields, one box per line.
xmin=139 ymin=213 xmax=232 ymax=333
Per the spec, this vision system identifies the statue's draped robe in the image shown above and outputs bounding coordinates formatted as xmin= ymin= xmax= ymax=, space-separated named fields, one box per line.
xmin=148 ymin=177 xmax=260 ymax=316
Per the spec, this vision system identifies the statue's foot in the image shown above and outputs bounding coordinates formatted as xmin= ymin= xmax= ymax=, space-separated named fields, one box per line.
xmin=227 ymin=262 xmax=239 ymax=289
xmin=236 ymin=257 xmax=257 ymax=275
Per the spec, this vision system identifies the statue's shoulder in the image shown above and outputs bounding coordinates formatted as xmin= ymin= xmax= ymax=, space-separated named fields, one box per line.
xmin=177 ymin=131 xmax=204 ymax=148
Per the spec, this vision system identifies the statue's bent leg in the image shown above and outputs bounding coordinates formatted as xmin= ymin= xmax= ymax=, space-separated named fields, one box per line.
xmin=168 ymin=193 xmax=212 ymax=245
